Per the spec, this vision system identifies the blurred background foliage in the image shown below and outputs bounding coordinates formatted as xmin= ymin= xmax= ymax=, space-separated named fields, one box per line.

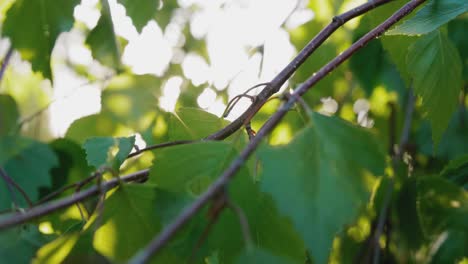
xmin=0 ymin=0 xmax=467 ymax=263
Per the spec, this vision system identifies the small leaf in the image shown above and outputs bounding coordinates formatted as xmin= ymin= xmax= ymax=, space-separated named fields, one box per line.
xmin=2 ymin=0 xmax=79 ymax=79
xmin=0 ymin=137 xmax=58 ymax=209
xmin=407 ymin=30 xmax=463 ymax=144
xmin=168 ymin=107 xmax=228 ymax=141
xmin=387 ymin=0 xmax=468 ymax=36
xmin=258 ymin=112 xmax=385 ymax=264
xmin=86 ymin=0 xmax=121 ymax=70
xmin=117 ymin=0 xmax=160 ymax=32
xmin=0 ymin=94 xmax=19 ymax=136
xmin=82 ymin=136 xmax=135 ymax=171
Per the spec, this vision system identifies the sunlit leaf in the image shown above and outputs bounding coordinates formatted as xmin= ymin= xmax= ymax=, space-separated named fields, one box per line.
xmin=117 ymin=0 xmax=160 ymax=32
xmin=258 ymin=112 xmax=385 ymax=263
xmin=407 ymin=30 xmax=463 ymax=144
xmin=2 ymin=0 xmax=79 ymax=79
xmin=168 ymin=107 xmax=228 ymax=141
xmin=93 ymin=185 xmax=168 ymax=261
xmin=102 ymin=74 xmax=162 ymax=131
xmin=387 ymin=0 xmax=468 ymax=36
xmin=86 ymin=0 xmax=121 ymax=70
xmin=82 ymin=135 xmax=135 ymax=171
xmin=0 ymin=94 xmax=19 ymax=136
xmin=149 ymin=141 xmax=306 ymax=262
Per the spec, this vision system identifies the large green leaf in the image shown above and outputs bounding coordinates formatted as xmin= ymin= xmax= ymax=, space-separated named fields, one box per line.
xmin=407 ymin=30 xmax=463 ymax=144
xmin=2 ymin=0 xmax=79 ymax=79
xmin=0 ymin=137 xmax=58 ymax=209
xmin=93 ymin=185 xmax=170 ymax=262
xmin=117 ymin=0 xmax=159 ymax=32
xmin=387 ymin=0 xmax=468 ymax=36
xmin=82 ymin=135 xmax=135 ymax=171
xmin=86 ymin=0 xmax=121 ymax=70
xmin=101 ymin=74 xmax=162 ymax=131
xmin=0 ymin=94 xmax=19 ymax=136
xmin=258 ymin=112 xmax=385 ymax=264
xmin=149 ymin=142 xmax=306 ymax=262
xmin=168 ymin=108 xmax=228 ymax=141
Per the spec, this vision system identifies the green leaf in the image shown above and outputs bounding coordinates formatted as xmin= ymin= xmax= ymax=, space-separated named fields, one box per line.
xmin=39 ymin=139 xmax=93 ymax=199
xmin=235 ymin=248 xmax=295 ymax=264
xmin=0 ymin=94 xmax=19 ymax=136
xmin=428 ymin=229 xmax=468 ymax=264
xmin=86 ymin=0 xmax=121 ymax=70
xmin=0 ymin=137 xmax=58 ymax=209
xmin=168 ymin=107 xmax=228 ymax=141
xmin=93 ymin=185 xmax=162 ymax=261
xmin=407 ymin=30 xmax=463 ymax=144
xmin=449 ymin=18 xmax=468 ymax=81
xmin=440 ymin=155 xmax=468 ymax=189
xmin=416 ymin=109 xmax=468 ymax=160
xmin=0 ymin=225 xmax=53 ymax=263
xmin=65 ymin=113 xmax=121 ymax=144
xmin=417 ymin=176 xmax=468 ymax=237
xmin=258 ymin=112 xmax=385 ymax=264
xmin=101 ymin=74 xmax=162 ymax=131
xmin=117 ymin=0 xmax=159 ymax=32
xmin=82 ymin=135 xmax=135 ymax=171
xmin=149 ymin=141 xmax=234 ymax=194
xmin=387 ymin=0 xmax=468 ymax=36
xmin=2 ymin=0 xmax=79 ymax=79
xmin=150 ymin=142 xmax=306 ymax=262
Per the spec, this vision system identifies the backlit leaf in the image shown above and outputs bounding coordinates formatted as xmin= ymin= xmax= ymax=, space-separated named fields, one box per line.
xmin=407 ymin=30 xmax=463 ymax=144
xmin=387 ymin=0 xmax=468 ymax=36
xmin=2 ymin=0 xmax=79 ymax=79
xmin=258 ymin=112 xmax=385 ymax=263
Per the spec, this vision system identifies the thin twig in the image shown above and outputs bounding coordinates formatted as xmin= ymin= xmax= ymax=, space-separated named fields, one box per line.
xmin=225 ymin=199 xmax=253 ymax=250
xmin=127 ymin=140 xmax=196 ymax=158
xmin=369 ymin=87 xmax=416 ymax=262
xmin=0 ymin=168 xmax=19 ymax=209
xmin=0 ymin=168 xmax=33 ymax=207
xmin=0 ymin=46 xmax=13 ymax=84
xmin=36 ymin=173 xmax=99 ymax=205
xmin=0 ymin=169 xmax=149 ymax=230
xmin=129 ymin=1 xmax=425 ymax=262
xmin=206 ymin=0 xmax=395 ymax=140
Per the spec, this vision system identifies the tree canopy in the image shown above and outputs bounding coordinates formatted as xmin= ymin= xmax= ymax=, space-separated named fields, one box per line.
xmin=0 ymin=0 xmax=467 ymax=263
